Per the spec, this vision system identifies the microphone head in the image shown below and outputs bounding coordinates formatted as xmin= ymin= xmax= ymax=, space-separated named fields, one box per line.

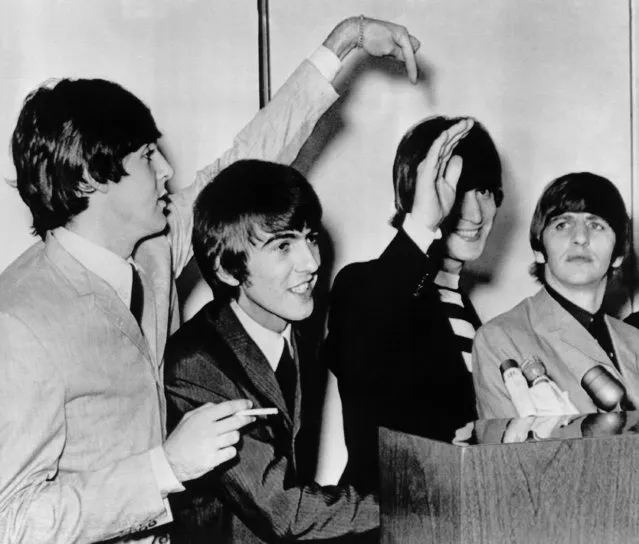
xmin=581 ymin=365 xmax=626 ymax=412
xmin=521 ymin=356 xmax=547 ymax=384
xmin=580 ymin=412 xmax=626 ymax=437
xmin=499 ymin=359 xmax=519 ymax=375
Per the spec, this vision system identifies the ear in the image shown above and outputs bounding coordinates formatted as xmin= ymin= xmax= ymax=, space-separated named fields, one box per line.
xmin=611 ymin=255 xmax=624 ymax=269
xmin=81 ymin=170 xmax=109 ymax=194
xmin=533 ymin=251 xmax=546 ymax=264
xmin=215 ymin=259 xmax=240 ymax=287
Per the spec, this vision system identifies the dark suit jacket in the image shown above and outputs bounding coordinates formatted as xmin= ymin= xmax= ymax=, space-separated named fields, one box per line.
xmin=164 ymin=301 xmax=378 ymax=543
xmin=625 ymin=312 xmax=639 ymax=330
xmin=323 ymin=230 xmax=478 ymax=492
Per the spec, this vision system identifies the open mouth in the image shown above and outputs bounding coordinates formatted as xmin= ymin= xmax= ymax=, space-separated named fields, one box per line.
xmin=290 ymin=279 xmax=315 ymax=295
xmin=454 ymin=228 xmax=481 ymax=242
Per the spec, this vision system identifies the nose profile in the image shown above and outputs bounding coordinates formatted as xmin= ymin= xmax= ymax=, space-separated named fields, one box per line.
xmin=296 ymin=240 xmax=320 ymax=273
xmin=155 ymin=151 xmax=174 ymax=186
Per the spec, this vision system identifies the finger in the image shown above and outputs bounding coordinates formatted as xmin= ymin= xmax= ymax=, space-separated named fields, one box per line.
xmin=420 ymin=129 xmax=450 ymax=178
xmin=204 ymin=398 xmax=253 ymax=421
xmin=213 ymin=413 xmax=254 ymax=434
xmin=442 ymin=119 xmax=474 ymax=155
xmin=394 ymin=32 xmax=418 ymax=84
xmin=443 ymin=155 xmax=464 ymax=193
xmin=437 ymin=119 xmax=474 ymax=169
xmin=215 ymin=429 xmax=241 ymax=448
xmin=409 ymin=35 xmax=421 ymax=53
xmin=213 ymin=445 xmax=237 ymax=468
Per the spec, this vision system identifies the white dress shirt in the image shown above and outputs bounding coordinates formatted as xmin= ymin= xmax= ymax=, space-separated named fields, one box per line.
xmin=230 ymin=300 xmax=293 ymax=371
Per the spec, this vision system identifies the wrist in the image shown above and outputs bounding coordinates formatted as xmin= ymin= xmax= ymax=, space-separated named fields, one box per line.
xmin=323 ymin=17 xmax=360 ymax=60
xmin=162 ymin=444 xmax=186 ymax=483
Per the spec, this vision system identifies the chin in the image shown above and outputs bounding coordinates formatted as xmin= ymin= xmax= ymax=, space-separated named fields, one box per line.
xmin=288 ymin=304 xmax=314 ymax=323
xmin=449 ymin=246 xmax=484 ymax=264
xmin=148 ymin=216 xmax=169 ymax=235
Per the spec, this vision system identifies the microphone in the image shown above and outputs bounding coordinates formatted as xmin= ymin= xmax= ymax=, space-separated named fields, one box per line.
xmin=580 ymin=412 xmax=626 ymax=437
xmin=499 ymin=359 xmax=536 ymax=417
xmin=581 ymin=365 xmax=626 ymax=412
xmin=520 ymin=356 xmax=579 ymax=415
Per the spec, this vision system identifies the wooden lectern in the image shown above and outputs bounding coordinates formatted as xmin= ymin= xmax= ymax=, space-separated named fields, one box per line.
xmin=379 ymin=412 xmax=639 ymax=543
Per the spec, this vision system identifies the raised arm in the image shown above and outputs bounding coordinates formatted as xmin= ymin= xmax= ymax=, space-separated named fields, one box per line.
xmin=167 ymin=16 xmax=423 ymax=276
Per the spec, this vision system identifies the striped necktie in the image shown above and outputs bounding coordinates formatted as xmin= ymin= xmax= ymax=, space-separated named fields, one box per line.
xmin=434 ymin=270 xmax=476 ymax=372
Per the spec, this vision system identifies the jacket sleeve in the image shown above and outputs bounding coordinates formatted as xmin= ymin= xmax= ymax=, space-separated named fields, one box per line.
xmin=165 ymin=351 xmax=379 ymax=541
xmin=0 ymin=313 xmax=169 ymax=544
xmin=166 ymin=59 xmax=339 ymax=278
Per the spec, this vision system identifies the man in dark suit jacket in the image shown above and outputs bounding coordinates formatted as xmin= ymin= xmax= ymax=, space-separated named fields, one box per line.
xmin=322 ymin=116 xmax=503 ymax=492
xmin=166 ymin=159 xmax=405 ymax=543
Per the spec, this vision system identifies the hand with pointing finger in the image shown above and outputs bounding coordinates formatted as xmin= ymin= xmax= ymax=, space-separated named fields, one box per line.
xmin=323 ymin=16 xmax=421 ymax=84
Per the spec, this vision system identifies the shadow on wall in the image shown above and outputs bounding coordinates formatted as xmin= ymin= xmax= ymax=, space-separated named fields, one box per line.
xmin=293 ymin=54 xmax=435 ymax=179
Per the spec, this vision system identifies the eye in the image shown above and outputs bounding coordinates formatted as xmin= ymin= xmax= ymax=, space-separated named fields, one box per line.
xmin=307 ymin=232 xmax=319 ymax=246
xmin=552 ymin=220 xmax=568 ymax=231
xmin=277 ymin=241 xmax=291 ymax=253
xmin=589 ymin=221 xmax=606 ymax=231
xmin=143 ymin=145 xmax=156 ymax=162
xmin=477 ymin=188 xmax=492 ymax=197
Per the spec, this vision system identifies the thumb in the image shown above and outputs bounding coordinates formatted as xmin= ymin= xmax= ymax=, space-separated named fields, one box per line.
xmin=444 ymin=155 xmax=463 ymax=192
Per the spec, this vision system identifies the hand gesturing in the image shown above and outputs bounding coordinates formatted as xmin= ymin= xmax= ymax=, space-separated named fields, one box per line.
xmin=411 ymin=118 xmax=474 ymax=231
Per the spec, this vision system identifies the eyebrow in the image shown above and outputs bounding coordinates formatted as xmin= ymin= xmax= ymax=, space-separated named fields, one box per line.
xmin=259 ymin=231 xmax=298 ymax=248
xmin=259 ymin=229 xmax=317 ymax=248
xmin=550 ymin=213 xmax=606 ymax=222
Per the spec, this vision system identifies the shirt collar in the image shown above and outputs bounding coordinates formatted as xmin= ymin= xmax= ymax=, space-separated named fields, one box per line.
xmin=230 ymin=300 xmax=292 ymax=372
xmin=52 ymin=227 xmax=134 ymax=306
xmin=544 ymin=283 xmax=602 ymax=331
xmin=434 ymin=269 xmax=461 ymax=290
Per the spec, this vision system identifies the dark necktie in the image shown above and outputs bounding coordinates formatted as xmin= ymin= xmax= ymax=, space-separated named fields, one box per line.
xmin=130 ymin=264 xmax=144 ymax=328
xmin=275 ymin=341 xmax=296 ymax=414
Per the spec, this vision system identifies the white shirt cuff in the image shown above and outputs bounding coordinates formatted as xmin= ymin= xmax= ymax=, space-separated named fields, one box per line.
xmin=402 ymin=214 xmax=442 ymax=254
xmin=150 ymin=446 xmax=185 ymax=498
xmin=308 ymin=45 xmax=342 ymax=82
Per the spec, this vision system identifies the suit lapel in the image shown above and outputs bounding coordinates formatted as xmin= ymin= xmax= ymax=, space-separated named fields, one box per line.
xmin=531 ymin=288 xmax=618 ymax=380
xmin=606 ymin=317 xmax=639 ymax=406
xmin=44 ymin=233 xmax=154 ymax=369
xmin=215 ymin=305 xmax=294 ymax=428
xmin=289 ymin=332 xmax=304 ymax=437
xmin=133 ymin=238 xmax=174 ymax=370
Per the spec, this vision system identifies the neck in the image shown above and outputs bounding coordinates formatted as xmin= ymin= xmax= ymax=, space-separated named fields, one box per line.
xmin=544 ymin=274 xmax=607 ymax=314
xmin=441 ymin=256 xmax=464 ymax=275
xmin=66 ymin=213 xmax=138 ymax=259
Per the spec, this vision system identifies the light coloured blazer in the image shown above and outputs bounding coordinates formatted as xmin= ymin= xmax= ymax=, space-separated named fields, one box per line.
xmin=0 ymin=60 xmax=337 ymax=544
xmin=473 ymin=287 xmax=639 ymax=419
